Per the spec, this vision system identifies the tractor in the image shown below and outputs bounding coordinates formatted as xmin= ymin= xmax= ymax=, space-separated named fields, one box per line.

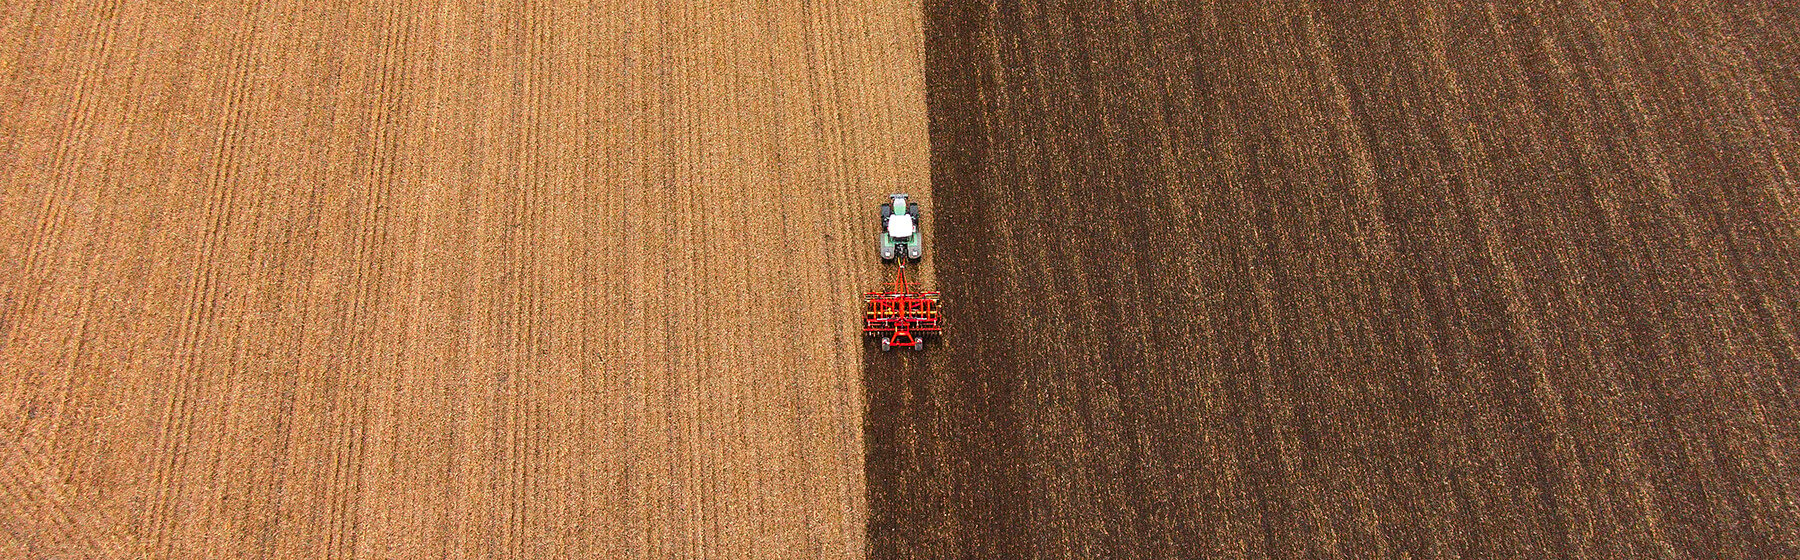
xmin=880 ymin=193 xmax=922 ymax=262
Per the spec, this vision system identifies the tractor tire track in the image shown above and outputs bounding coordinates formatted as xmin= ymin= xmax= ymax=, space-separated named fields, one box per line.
xmin=1 ymin=0 xmax=128 ymax=450
xmin=144 ymin=2 xmax=264 ymax=555
xmin=0 ymin=439 xmax=144 ymax=559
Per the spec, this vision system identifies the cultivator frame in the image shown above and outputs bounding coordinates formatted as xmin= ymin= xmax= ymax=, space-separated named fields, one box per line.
xmin=864 ymin=262 xmax=940 ymax=351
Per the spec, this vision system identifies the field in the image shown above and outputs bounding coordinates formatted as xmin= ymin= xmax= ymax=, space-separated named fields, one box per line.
xmin=868 ymin=0 xmax=1799 ymax=558
xmin=1 ymin=0 xmax=924 ymax=557
xmin=5 ymin=0 xmax=1799 ymax=559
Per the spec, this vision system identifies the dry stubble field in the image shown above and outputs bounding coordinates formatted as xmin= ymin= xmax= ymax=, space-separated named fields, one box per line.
xmin=0 ymin=0 xmax=926 ymax=557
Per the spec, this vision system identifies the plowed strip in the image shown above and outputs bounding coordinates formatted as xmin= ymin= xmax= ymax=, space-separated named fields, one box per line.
xmin=870 ymin=1 xmax=1800 ymax=557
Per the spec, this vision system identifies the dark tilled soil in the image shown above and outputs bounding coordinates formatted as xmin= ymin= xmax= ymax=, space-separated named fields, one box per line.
xmin=868 ymin=1 xmax=1800 ymax=557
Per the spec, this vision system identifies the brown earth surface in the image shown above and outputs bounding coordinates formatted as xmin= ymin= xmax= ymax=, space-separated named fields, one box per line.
xmin=869 ymin=0 xmax=1800 ymax=558
xmin=0 ymin=0 xmax=925 ymax=558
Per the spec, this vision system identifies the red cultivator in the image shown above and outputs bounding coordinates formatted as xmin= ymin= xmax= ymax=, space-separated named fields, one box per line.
xmin=864 ymin=262 xmax=940 ymax=351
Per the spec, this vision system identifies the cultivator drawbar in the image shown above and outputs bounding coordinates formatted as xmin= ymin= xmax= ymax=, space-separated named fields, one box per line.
xmin=866 ymin=193 xmax=940 ymax=352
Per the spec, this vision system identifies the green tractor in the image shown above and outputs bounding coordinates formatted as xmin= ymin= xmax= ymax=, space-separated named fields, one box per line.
xmin=880 ymin=193 xmax=923 ymax=262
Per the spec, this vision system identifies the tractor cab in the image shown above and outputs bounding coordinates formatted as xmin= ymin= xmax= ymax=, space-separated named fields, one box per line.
xmin=886 ymin=213 xmax=916 ymax=238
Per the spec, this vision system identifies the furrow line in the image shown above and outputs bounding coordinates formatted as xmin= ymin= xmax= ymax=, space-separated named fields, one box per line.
xmin=144 ymin=4 xmax=262 ymax=553
xmin=9 ymin=0 xmax=126 ymax=363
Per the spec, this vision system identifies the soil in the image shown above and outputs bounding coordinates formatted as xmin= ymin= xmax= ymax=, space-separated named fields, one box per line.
xmin=867 ymin=1 xmax=1800 ymax=557
xmin=0 ymin=1 xmax=925 ymax=557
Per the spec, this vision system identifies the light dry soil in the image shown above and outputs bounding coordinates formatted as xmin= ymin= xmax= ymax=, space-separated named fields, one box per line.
xmin=0 ymin=1 xmax=927 ymax=557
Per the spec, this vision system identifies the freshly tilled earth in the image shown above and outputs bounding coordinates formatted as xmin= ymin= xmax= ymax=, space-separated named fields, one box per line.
xmin=867 ymin=1 xmax=1800 ymax=558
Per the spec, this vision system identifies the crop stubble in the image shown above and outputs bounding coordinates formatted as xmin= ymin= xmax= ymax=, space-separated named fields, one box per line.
xmin=868 ymin=0 xmax=1799 ymax=558
xmin=0 ymin=0 xmax=925 ymax=558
